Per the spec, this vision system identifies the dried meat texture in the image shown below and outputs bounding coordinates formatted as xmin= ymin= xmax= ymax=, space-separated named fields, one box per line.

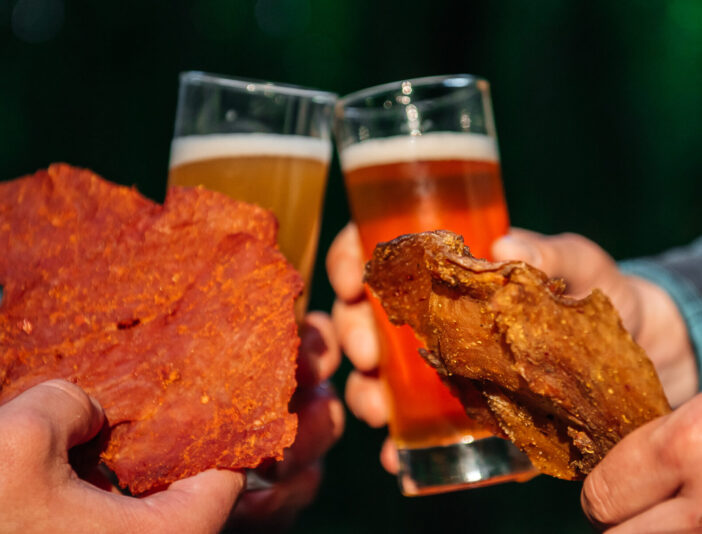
xmin=365 ymin=230 xmax=671 ymax=480
xmin=0 ymin=164 xmax=301 ymax=494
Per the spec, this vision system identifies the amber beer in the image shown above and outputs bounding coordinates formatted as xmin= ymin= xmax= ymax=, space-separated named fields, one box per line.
xmin=342 ymin=131 xmax=509 ymax=449
xmin=168 ymin=133 xmax=331 ymax=316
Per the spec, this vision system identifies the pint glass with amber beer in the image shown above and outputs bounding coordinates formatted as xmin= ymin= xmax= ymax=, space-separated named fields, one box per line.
xmin=335 ymin=75 xmax=535 ymax=495
xmin=168 ymin=72 xmax=336 ymax=317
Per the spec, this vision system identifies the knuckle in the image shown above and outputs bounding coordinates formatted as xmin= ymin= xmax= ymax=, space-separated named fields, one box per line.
xmin=39 ymin=379 xmax=96 ymax=418
xmin=659 ymin=407 xmax=702 ymax=472
xmin=659 ymin=434 xmax=687 ymax=473
xmin=559 ymin=232 xmax=592 ymax=249
xmin=0 ymin=408 xmax=53 ymax=459
xmin=564 ymin=233 xmax=611 ymax=265
xmin=680 ymin=392 xmax=702 ymax=418
xmin=332 ymin=303 xmax=354 ymax=346
xmin=331 ymin=299 xmax=347 ymax=327
xmin=344 ymin=372 xmax=363 ymax=407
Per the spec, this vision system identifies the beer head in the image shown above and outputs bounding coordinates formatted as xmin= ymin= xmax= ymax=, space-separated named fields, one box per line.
xmin=170 ymin=133 xmax=332 ymax=170
xmin=339 ymin=132 xmax=498 ymax=173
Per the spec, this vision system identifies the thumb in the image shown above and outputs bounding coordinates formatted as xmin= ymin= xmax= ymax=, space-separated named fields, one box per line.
xmin=141 ymin=469 xmax=245 ymax=532
xmin=491 ymin=228 xmax=617 ymax=297
xmin=5 ymin=379 xmax=104 ymax=452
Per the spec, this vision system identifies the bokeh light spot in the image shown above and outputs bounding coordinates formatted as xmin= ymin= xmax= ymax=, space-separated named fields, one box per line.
xmin=11 ymin=0 xmax=64 ymax=44
xmin=668 ymin=0 xmax=702 ymax=31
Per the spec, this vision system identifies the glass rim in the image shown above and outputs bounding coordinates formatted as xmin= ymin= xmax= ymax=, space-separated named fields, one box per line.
xmin=336 ymin=73 xmax=489 ymax=114
xmin=179 ymin=71 xmax=338 ymax=103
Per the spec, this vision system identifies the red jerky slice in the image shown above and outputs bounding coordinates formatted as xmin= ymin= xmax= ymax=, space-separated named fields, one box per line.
xmin=0 ymin=165 xmax=279 ymax=353
xmin=0 ymin=165 xmax=159 ymax=284
xmin=0 ymin=164 xmax=301 ymax=494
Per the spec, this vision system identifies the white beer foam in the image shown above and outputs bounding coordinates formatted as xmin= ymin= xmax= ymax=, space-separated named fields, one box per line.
xmin=340 ymin=132 xmax=498 ymax=172
xmin=170 ymin=133 xmax=332 ymax=168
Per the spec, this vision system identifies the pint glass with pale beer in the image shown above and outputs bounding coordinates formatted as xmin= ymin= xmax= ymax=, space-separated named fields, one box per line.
xmin=335 ymin=75 xmax=536 ymax=496
xmin=168 ymin=72 xmax=336 ymax=317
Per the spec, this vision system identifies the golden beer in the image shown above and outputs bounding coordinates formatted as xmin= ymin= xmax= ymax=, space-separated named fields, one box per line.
xmin=168 ymin=133 xmax=331 ymax=316
xmin=341 ymin=132 xmax=509 ymax=449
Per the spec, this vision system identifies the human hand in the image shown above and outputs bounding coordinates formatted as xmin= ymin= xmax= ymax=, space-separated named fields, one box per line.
xmin=582 ymin=392 xmax=702 ymax=532
xmin=225 ymin=311 xmax=345 ymax=532
xmin=326 ymin=223 xmax=398 ymax=474
xmin=492 ymin=229 xmax=697 ymax=406
xmin=0 ymin=313 xmax=343 ymax=534
xmin=328 ymin=223 xmax=698 ymax=477
xmin=0 ymin=379 xmax=245 ymax=534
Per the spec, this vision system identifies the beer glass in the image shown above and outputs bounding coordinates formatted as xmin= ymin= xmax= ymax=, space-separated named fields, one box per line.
xmin=335 ymin=74 xmax=536 ymax=496
xmin=168 ymin=72 xmax=337 ymax=317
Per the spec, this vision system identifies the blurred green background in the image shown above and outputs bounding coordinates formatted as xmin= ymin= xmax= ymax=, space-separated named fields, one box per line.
xmin=2 ymin=0 xmax=701 ymax=532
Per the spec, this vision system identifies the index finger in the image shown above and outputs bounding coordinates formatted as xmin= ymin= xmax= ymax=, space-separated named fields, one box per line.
xmin=326 ymin=222 xmax=365 ymax=303
xmin=492 ymin=228 xmax=615 ymax=296
xmin=1 ymin=379 xmax=104 ymax=453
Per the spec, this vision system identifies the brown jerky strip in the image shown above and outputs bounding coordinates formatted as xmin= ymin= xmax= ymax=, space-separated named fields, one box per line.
xmin=365 ymin=230 xmax=671 ymax=480
xmin=0 ymin=164 xmax=300 ymax=494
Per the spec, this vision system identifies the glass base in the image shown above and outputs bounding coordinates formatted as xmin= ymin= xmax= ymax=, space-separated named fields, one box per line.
xmin=397 ymin=436 xmax=537 ymax=496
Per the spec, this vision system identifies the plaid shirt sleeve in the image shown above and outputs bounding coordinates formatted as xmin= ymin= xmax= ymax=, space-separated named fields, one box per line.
xmin=619 ymin=237 xmax=702 ymax=389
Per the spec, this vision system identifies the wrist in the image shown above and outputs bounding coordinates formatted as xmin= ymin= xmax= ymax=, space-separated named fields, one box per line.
xmin=627 ymin=275 xmax=697 ymax=406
